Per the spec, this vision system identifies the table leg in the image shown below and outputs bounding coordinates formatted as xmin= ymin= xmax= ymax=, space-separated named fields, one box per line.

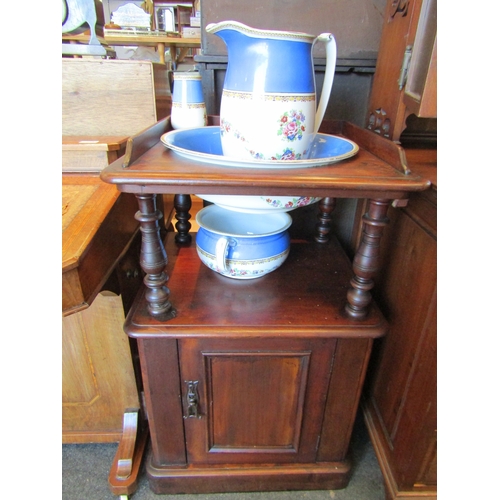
xmin=169 ymin=44 xmax=177 ymax=70
xmin=157 ymin=42 xmax=166 ymax=65
xmin=135 ymin=193 xmax=176 ymax=319
xmin=176 ymin=47 xmax=190 ymax=65
xmin=345 ymin=198 xmax=390 ymax=319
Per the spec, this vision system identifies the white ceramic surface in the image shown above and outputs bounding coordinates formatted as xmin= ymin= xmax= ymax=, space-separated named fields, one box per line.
xmin=195 ymin=194 xmax=321 ymax=214
xmin=160 ymin=126 xmax=359 ymax=169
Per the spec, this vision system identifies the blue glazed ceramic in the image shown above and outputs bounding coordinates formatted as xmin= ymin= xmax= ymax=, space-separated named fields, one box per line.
xmin=160 ymin=126 xmax=359 ymax=169
xmin=205 ymin=21 xmax=337 ymax=161
xmin=171 ymin=71 xmax=207 ymax=130
xmin=195 ymin=205 xmax=292 ymax=279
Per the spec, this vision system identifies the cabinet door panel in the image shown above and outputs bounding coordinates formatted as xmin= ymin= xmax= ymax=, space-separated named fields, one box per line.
xmin=179 ymin=338 xmax=336 ymax=465
xmin=208 ymin=351 xmax=309 ymax=452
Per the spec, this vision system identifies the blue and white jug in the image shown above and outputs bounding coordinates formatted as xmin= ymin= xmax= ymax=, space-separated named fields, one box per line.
xmin=205 ymin=20 xmax=337 ymax=161
xmin=171 ymin=71 xmax=207 ymax=130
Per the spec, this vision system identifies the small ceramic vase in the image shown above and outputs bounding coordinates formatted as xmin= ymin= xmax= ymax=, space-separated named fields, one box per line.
xmin=195 ymin=205 xmax=292 ymax=280
xmin=171 ymin=71 xmax=207 ymax=129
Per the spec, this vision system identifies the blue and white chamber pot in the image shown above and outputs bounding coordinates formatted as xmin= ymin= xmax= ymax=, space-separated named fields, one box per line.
xmin=195 ymin=205 xmax=292 ymax=279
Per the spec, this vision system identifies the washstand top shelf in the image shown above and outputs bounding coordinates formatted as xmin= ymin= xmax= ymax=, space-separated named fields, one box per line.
xmin=100 ymin=117 xmax=431 ymax=199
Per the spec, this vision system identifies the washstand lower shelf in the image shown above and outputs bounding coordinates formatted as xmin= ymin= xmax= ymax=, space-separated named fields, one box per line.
xmin=125 ymin=231 xmax=388 ymax=495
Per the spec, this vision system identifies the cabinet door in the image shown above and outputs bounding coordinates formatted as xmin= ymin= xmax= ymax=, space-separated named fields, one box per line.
xmin=179 ymin=337 xmax=336 ymax=465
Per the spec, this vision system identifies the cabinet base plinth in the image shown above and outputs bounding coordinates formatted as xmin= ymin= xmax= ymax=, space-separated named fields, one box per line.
xmin=146 ymin=455 xmax=352 ymax=494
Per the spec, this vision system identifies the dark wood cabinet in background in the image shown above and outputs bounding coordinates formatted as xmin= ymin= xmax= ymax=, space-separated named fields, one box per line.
xmin=366 ymin=0 xmax=437 ymax=143
xmin=362 ymin=150 xmax=437 ymax=499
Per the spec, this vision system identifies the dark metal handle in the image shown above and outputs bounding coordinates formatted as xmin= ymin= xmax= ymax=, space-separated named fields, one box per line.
xmin=184 ymin=381 xmax=202 ymax=418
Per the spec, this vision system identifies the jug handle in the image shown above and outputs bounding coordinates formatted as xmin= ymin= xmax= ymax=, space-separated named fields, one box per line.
xmin=314 ymin=33 xmax=337 ymax=134
xmin=215 ymin=236 xmax=230 ymax=272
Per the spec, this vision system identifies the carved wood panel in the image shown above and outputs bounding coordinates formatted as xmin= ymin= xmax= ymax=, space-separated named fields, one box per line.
xmin=366 ymin=0 xmax=424 ymax=140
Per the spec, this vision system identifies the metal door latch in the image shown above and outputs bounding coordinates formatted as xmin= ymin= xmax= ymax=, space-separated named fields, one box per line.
xmin=184 ymin=380 xmax=202 ymax=418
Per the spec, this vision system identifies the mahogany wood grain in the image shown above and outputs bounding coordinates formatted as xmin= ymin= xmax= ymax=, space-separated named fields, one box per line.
xmin=101 ymin=118 xmax=431 ymax=320
xmin=125 ymin=234 xmax=386 ymax=494
xmin=146 ymin=461 xmax=351 ymax=494
xmin=137 ymin=338 xmax=187 ymax=466
xmin=124 ymin=232 xmax=387 ymax=493
xmin=173 ymin=193 xmax=192 ymax=244
xmin=134 ymin=193 xmax=176 ymax=319
xmin=315 ymin=197 xmax=336 ymax=243
xmin=317 ymin=337 xmax=373 ymax=461
xmin=179 ymin=337 xmax=336 ymax=465
xmin=108 ymin=408 xmax=150 ymax=496
xmin=101 ymin=119 xmax=430 ymax=199
xmin=362 ymin=149 xmax=437 ymax=499
xmin=366 ymin=0 xmax=424 ymax=141
xmin=346 ymin=198 xmax=390 ymax=319
xmin=125 ymin=233 xmax=388 ymax=338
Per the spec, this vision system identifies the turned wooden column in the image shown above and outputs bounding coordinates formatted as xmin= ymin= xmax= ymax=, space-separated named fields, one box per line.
xmin=345 ymin=198 xmax=390 ymax=319
xmin=135 ymin=194 xmax=176 ymax=319
xmin=174 ymin=194 xmax=192 ymax=244
xmin=315 ymin=197 xmax=336 ymax=243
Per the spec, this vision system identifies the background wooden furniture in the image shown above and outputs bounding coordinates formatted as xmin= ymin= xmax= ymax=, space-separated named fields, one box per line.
xmin=366 ymin=0 xmax=437 ymax=143
xmin=62 ymin=32 xmax=201 ymax=67
xmin=62 ymin=184 xmax=149 ymax=493
xmin=360 ymin=1 xmax=437 ymax=496
xmin=361 ymin=150 xmax=437 ymax=500
xmin=62 ymin=175 xmax=142 ymax=442
xmin=62 ymin=59 xmax=170 ymax=137
xmin=62 ymin=58 xmax=171 ymax=172
xmin=100 ymin=116 xmax=431 ymax=495
xmin=62 ymin=58 xmax=174 ymax=500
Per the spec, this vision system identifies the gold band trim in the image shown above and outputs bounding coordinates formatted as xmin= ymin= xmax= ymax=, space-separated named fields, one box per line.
xmin=172 ymin=102 xmax=206 ymax=109
xmin=222 ymin=90 xmax=315 ymax=102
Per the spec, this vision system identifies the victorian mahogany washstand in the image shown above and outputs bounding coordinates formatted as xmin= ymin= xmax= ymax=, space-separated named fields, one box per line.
xmin=101 ymin=117 xmax=431 ymax=497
